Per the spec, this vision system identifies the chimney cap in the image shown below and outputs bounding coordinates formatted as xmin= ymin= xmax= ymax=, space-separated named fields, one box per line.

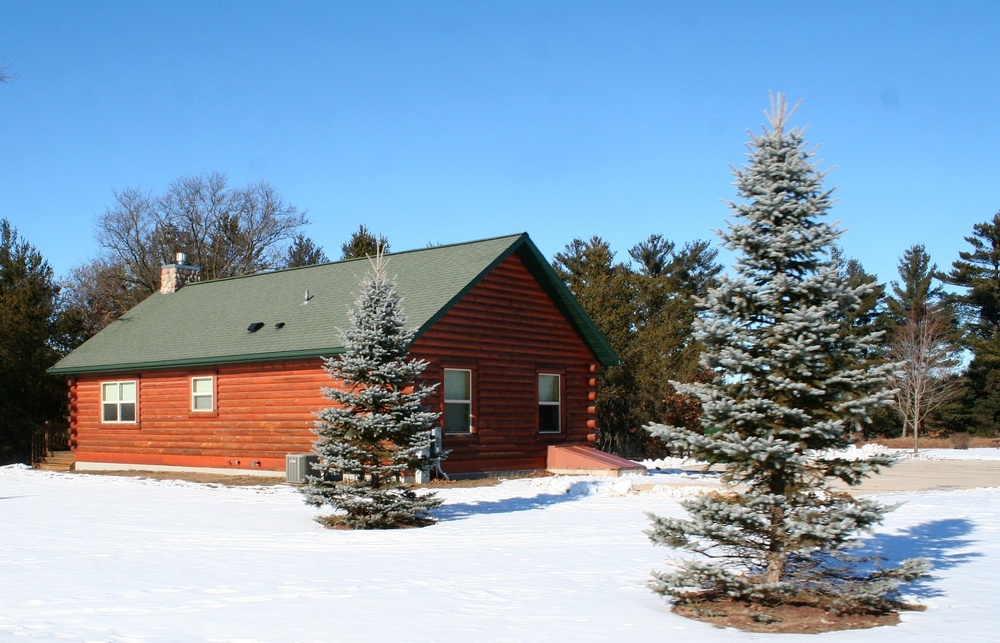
xmin=175 ymin=252 xmax=188 ymax=265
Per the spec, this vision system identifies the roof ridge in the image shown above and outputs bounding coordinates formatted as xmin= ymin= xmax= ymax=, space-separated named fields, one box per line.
xmin=181 ymin=232 xmax=528 ymax=287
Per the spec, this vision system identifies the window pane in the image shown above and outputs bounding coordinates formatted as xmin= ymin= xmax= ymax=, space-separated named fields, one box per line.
xmin=538 ymin=374 xmax=560 ymax=402
xmin=102 ymin=403 xmax=119 ymax=422
xmin=193 ymin=395 xmax=213 ymax=411
xmin=102 ymin=383 xmax=119 ymax=403
xmin=120 ymin=382 xmax=136 ymax=402
xmin=119 ymin=403 xmax=136 ymax=422
xmin=444 ymin=402 xmax=471 ymax=433
xmin=192 ymin=378 xmax=212 ymax=394
xmin=539 ymin=405 xmax=560 ymax=433
xmin=444 ymin=369 xmax=470 ymax=400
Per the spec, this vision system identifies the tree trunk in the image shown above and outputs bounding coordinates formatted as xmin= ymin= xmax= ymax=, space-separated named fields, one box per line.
xmin=763 ymin=499 xmax=787 ymax=584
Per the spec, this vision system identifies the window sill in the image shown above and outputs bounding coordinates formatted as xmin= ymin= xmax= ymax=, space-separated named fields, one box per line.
xmin=442 ymin=431 xmax=479 ymax=441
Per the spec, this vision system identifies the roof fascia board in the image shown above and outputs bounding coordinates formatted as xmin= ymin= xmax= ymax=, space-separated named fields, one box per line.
xmin=512 ymin=237 xmax=620 ymax=367
xmin=48 ymin=347 xmax=346 ymax=375
xmin=409 ymin=233 xmax=527 ymax=342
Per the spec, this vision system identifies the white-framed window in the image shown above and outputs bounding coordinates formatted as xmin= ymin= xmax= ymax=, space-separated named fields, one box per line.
xmin=191 ymin=376 xmax=215 ymax=412
xmin=102 ymin=381 xmax=137 ymax=424
xmin=443 ymin=368 xmax=472 ymax=434
xmin=538 ymin=373 xmax=561 ymax=433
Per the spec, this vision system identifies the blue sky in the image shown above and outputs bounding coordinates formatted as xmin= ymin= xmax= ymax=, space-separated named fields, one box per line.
xmin=1 ymin=1 xmax=998 ymax=286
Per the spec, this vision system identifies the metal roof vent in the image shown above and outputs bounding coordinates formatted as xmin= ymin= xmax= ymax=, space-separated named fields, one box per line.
xmin=247 ymin=322 xmax=265 ymax=333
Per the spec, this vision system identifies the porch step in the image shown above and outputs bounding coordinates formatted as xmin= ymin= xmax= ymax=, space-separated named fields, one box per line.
xmin=35 ymin=450 xmax=75 ymax=472
xmin=546 ymin=445 xmax=647 ymax=477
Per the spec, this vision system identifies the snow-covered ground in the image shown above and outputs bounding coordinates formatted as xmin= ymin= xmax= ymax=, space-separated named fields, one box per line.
xmin=2 ymin=451 xmax=999 ymax=642
xmin=643 ymin=445 xmax=1000 ymax=470
xmin=899 ymin=447 xmax=1000 ymax=461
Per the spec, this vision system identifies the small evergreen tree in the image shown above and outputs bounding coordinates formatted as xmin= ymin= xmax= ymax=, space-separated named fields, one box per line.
xmin=303 ymin=249 xmax=442 ymax=529
xmin=644 ymin=95 xmax=928 ymax=613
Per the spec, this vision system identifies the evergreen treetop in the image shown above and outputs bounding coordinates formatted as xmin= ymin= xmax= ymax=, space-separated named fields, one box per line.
xmin=886 ymin=244 xmax=945 ymax=324
xmin=341 ymin=224 xmax=390 ymax=260
xmin=941 ymin=211 xmax=1000 ymax=338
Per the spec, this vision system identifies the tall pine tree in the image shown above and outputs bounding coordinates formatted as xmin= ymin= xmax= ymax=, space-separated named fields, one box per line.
xmin=644 ymin=95 xmax=926 ymax=613
xmin=553 ymin=235 xmax=720 ymax=457
xmin=303 ymin=250 xmax=442 ymax=529
xmin=0 ymin=219 xmax=78 ymax=464
xmin=941 ymin=212 xmax=1000 ymax=435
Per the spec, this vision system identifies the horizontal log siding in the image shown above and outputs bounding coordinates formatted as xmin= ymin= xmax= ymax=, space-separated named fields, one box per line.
xmin=72 ymin=360 xmax=330 ymax=471
xmin=411 ymin=253 xmax=598 ymax=474
xmin=70 ymin=253 xmax=599 ymax=474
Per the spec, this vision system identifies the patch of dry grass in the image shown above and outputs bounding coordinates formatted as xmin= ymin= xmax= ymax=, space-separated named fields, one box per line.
xmin=75 ymin=470 xmax=284 ymax=486
xmin=866 ymin=436 xmax=999 ymax=450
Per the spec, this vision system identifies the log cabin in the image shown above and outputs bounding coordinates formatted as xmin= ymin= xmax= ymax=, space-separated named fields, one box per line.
xmin=50 ymin=233 xmax=628 ymax=478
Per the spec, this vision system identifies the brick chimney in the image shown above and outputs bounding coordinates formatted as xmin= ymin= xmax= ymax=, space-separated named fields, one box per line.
xmin=160 ymin=252 xmax=202 ymax=294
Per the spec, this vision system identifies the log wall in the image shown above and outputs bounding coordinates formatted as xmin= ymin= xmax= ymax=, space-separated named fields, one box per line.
xmin=69 ymin=253 xmax=599 ymax=475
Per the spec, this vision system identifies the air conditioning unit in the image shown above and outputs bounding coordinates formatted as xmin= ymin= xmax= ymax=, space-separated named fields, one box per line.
xmin=285 ymin=453 xmax=318 ymax=484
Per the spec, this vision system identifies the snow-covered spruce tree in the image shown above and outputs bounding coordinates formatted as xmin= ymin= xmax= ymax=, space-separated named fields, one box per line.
xmin=303 ymin=249 xmax=443 ymax=529
xmin=644 ymin=94 xmax=928 ymax=613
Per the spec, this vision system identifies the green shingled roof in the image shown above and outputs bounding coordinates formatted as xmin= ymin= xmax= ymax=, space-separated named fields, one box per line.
xmin=50 ymin=233 xmax=619 ymax=375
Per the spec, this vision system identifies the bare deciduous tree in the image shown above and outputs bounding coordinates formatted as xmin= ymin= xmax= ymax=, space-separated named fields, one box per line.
xmin=60 ymin=259 xmax=140 ymax=337
xmin=99 ymin=173 xmax=306 ymax=288
xmin=887 ymin=309 xmax=963 ymax=451
xmin=66 ymin=172 xmax=307 ymax=334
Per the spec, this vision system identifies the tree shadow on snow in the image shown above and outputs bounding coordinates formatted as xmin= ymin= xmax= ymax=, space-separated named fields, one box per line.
xmin=856 ymin=518 xmax=981 ymax=599
xmin=434 ymin=480 xmax=596 ymax=521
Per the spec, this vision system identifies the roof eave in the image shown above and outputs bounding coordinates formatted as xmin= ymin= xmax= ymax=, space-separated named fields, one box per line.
xmin=48 ymin=347 xmax=347 ymax=376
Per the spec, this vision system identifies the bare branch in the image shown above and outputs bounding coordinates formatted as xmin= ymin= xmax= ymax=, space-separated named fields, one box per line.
xmin=886 ymin=309 xmax=964 ymax=448
xmin=73 ymin=173 xmax=307 ymax=333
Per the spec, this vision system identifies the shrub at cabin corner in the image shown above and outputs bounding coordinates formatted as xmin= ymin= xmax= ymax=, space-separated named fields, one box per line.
xmin=644 ymin=94 xmax=929 ymax=614
xmin=303 ymin=250 xmax=443 ymax=529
